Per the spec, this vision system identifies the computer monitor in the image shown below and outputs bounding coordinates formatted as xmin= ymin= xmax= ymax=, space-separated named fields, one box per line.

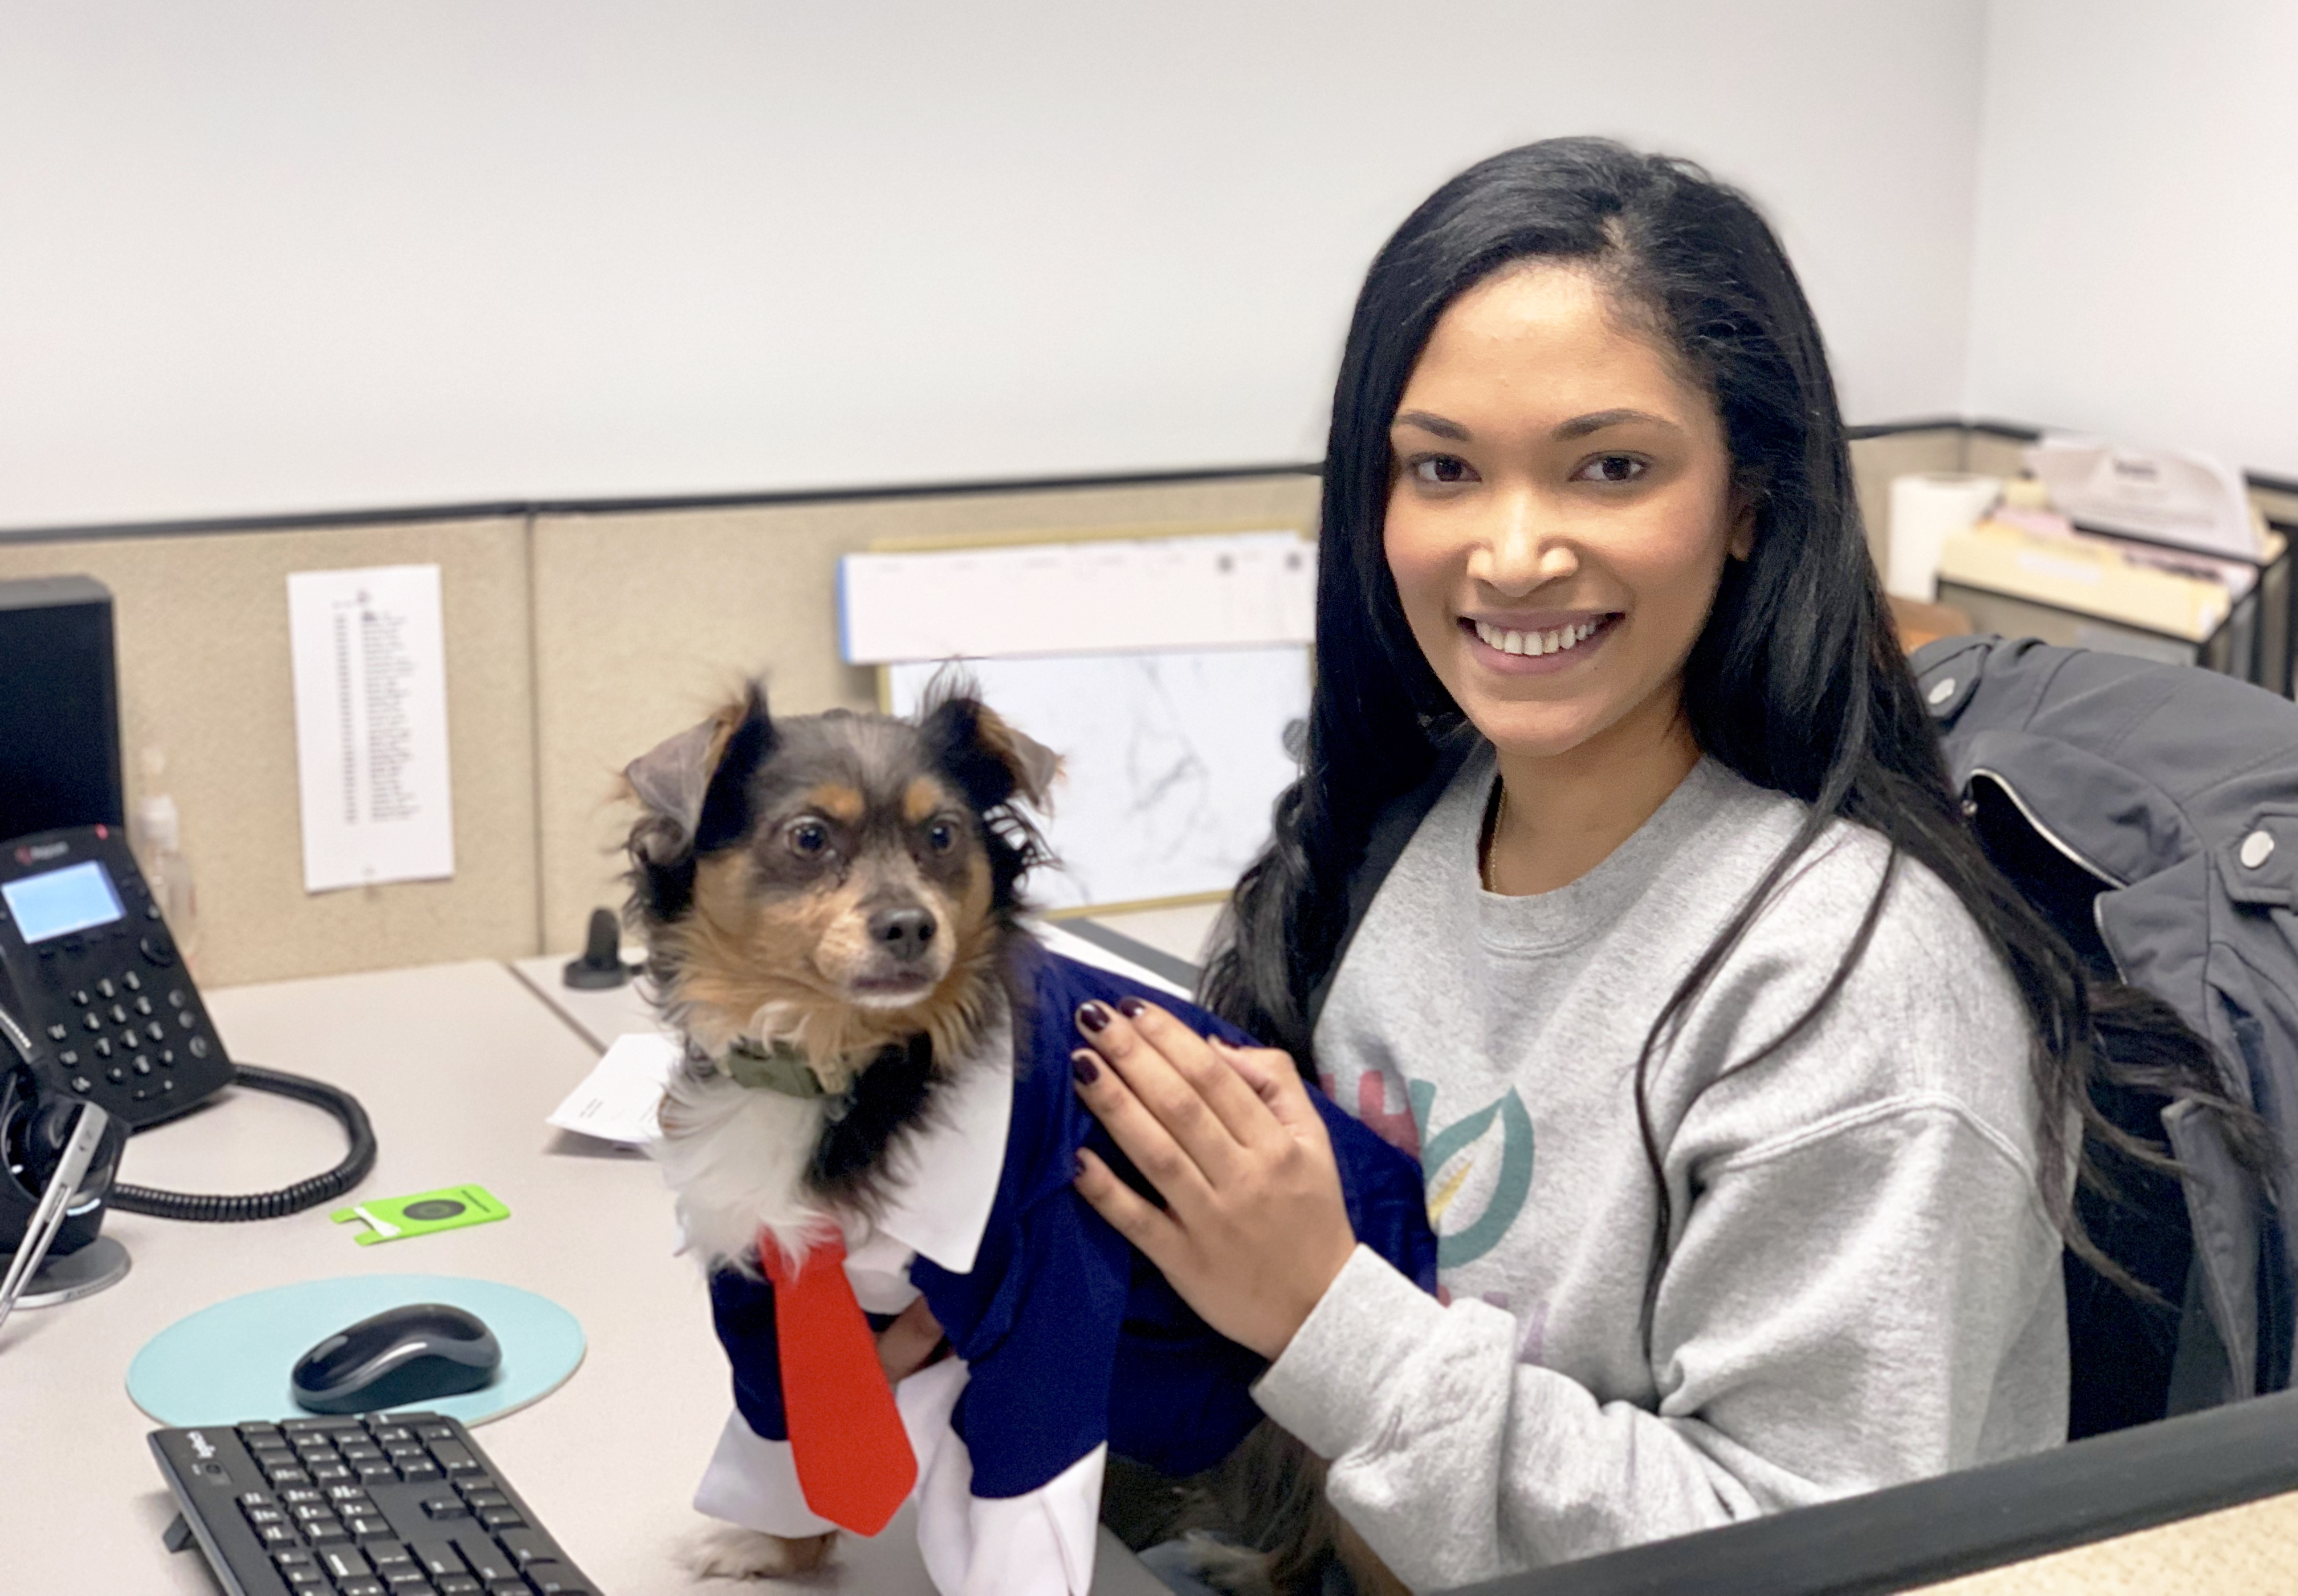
xmin=0 ymin=575 xmax=124 ymax=845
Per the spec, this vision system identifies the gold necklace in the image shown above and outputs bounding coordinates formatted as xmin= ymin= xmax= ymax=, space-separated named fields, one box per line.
xmin=1478 ymin=780 xmax=1507 ymax=893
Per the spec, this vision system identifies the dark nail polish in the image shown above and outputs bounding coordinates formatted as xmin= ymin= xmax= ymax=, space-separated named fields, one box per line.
xmin=1117 ymin=996 xmax=1148 ymax=1019
xmin=1077 ymin=1001 xmax=1111 ymax=1033
xmin=1071 ymin=1049 xmax=1101 ymax=1085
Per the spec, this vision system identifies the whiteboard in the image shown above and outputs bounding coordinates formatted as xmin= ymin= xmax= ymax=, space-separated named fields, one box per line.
xmin=887 ymin=648 xmax=1308 ymax=912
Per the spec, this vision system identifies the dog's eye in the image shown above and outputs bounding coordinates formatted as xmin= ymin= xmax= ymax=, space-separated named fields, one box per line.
xmin=927 ymin=820 xmax=958 ymax=854
xmin=787 ymin=820 xmax=831 ymax=857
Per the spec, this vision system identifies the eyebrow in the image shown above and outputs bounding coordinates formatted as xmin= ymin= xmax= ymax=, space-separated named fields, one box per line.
xmin=1393 ymin=409 xmax=1471 ymax=441
xmin=1553 ymin=408 xmax=1682 ymax=440
xmin=1390 ymin=406 xmax=1684 ymax=443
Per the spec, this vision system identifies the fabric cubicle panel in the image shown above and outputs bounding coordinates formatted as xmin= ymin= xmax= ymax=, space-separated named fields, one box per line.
xmin=526 ymin=473 xmax=1321 ymax=954
xmin=0 ymin=518 xmax=539 ymax=986
xmin=1847 ymin=424 xmax=1967 ymax=576
xmin=1960 ymin=429 xmax=2034 ymax=483
xmin=1910 ymin=1491 xmax=2298 ymax=1594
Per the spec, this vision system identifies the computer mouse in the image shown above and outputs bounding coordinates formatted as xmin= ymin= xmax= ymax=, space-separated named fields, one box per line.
xmin=290 ymin=1301 xmax=503 ymax=1415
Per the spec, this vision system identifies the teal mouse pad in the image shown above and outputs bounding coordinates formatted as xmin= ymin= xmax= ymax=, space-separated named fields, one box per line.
xmin=128 ymin=1274 xmax=584 ymax=1428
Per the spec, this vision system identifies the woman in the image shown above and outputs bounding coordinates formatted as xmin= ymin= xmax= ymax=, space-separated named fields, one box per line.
xmin=1064 ymin=139 xmax=2230 ymax=1590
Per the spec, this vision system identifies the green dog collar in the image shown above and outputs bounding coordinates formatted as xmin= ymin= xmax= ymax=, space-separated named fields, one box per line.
xmin=722 ymin=1037 xmax=828 ymax=1098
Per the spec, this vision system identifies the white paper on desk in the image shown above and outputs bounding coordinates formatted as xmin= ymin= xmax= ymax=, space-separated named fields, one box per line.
xmin=547 ymin=1032 xmax=679 ymax=1146
xmin=288 ymin=564 xmax=457 ymax=893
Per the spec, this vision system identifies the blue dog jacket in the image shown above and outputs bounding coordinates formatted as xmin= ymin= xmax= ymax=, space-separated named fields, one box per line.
xmin=696 ymin=947 xmax=1437 ymax=1587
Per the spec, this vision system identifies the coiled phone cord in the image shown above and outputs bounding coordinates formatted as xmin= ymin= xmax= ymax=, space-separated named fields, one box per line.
xmin=108 ymin=1063 xmax=378 ymax=1223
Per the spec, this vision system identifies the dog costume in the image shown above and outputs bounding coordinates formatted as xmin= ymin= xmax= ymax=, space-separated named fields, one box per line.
xmin=685 ymin=944 xmax=1437 ymax=1596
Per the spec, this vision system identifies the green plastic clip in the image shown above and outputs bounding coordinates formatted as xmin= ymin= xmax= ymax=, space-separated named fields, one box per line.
xmin=331 ymin=1184 xmax=510 ymax=1245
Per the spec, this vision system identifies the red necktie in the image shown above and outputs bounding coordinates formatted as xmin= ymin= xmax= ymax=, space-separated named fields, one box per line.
xmin=761 ymin=1229 xmax=918 ymax=1535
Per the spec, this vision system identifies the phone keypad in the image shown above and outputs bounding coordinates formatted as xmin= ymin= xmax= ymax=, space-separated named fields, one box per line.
xmin=2 ymin=833 xmax=233 ymax=1126
xmin=47 ymin=952 xmax=214 ymax=1109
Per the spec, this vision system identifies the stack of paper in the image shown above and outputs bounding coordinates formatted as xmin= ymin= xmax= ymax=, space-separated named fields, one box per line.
xmin=1937 ymin=518 xmax=2245 ymax=642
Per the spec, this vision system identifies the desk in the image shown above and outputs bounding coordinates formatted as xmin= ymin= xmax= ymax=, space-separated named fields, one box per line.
xmin=0 ymin=959 xmax=1163 ymax=1595
xmin=40 ymin=955 xmax=2297 ymax=1595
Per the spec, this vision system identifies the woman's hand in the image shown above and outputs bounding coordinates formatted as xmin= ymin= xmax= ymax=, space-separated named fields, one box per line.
xmin=876 ymin=1295 xmax=946 ymax=1383
xmin=1069 ymin=997 xmax=1358 ymax=1361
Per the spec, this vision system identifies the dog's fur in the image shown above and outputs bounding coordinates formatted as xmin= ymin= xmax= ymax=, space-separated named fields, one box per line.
xmin=626 ymin=681 xmax=1048 ymax=1273
xmin=624 ymin=679 xmax=1399 ymax=1595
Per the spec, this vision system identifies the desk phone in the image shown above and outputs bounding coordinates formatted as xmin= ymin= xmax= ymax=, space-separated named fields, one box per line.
xmin=0 ymin=824 xmax=234 ymax=1129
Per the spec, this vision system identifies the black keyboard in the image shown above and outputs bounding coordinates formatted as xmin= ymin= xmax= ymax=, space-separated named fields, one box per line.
xmin=150 ymin=1411 xmax=599 ymax=1595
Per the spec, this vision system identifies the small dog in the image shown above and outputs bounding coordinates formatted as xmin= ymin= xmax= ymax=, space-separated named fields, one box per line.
xmin=622 ymin=678 xmax=1429 ymax=1596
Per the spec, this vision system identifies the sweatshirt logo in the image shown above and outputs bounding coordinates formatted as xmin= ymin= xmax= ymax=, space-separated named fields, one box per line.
xmin=1335 ymin=1070 xmax=1535 ymax=1270
xmin=1420 ymin=1086 xmax=1535 ymax=1268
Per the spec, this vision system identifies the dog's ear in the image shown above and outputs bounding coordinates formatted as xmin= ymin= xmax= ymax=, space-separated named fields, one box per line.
xmin=623 ymin=683 xmax=778 ymax=920
xmin=918 ymin=683 xmax=1058 ymax=815
xmin=625 ymin=720 xmax=720 ymax=842
xmin=692 ymin=684 xmax=778 ymax=853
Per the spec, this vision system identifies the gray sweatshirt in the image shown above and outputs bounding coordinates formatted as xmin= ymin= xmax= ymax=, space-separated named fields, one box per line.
xmin=1251 ymin=750 xmax=2068 ymax=1591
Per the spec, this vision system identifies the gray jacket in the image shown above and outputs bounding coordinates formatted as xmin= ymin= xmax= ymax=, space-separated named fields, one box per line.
xmin=1912 ymin=634 xmax=2298 ymax=1408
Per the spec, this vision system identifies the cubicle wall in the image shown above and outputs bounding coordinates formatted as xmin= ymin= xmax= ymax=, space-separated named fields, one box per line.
xmin=0 ymin=426 xmax=2279 ymax=988
xmin=0 ymin=518 xmax=540 ymax=988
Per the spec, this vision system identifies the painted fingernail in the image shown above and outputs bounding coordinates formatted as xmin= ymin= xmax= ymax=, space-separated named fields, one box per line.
xmin=1077 ymin=1001 xmax=1111 ymax=1033
xmin=1074 ymin=1151 xmax=1089 ymax=1179
xmin=1117 ymin=996 xmax=1148 ymax=1019
xmin=1071 ymin=1049 xmax=1101 ymax=1085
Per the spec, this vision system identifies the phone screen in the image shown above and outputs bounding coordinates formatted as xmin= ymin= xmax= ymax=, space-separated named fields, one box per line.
xmin=2 ymin=859 xmax=125 ymax=943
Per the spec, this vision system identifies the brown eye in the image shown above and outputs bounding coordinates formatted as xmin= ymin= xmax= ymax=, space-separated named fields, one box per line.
xmin=788 ymin=819 xmax=830 ymax=857
xmin=1411 ymin=454 xmax=1476 ymax=485
xmin=927 ymin=820 xmax=958 ymax=854
xmin=1576 ymin=454 xmax=1647 ymax=484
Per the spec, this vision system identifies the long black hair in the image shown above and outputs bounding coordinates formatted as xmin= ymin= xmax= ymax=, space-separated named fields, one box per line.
xmin=1200 ymin=137 xmax=2264 ymax=1314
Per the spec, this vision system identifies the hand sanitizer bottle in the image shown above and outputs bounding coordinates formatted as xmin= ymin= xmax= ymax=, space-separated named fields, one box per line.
xmin=131 ymin=751 xmax=199 ymax=971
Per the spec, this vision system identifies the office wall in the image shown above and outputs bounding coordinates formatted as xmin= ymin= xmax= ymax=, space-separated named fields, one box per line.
xmin=0 ymin=0 xmax=1987 ymax=529
xmin=1965 ymin=0 xmax=2298 ymax=479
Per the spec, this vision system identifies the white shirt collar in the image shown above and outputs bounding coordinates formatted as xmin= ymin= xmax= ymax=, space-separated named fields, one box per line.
xmin=866 ymin=993 xmax=1013 ymax=1276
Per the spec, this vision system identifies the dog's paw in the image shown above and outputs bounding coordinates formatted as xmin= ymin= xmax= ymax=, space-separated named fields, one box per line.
xmin=1141 ymin=1530 xmax=1280 ymax=1596
xmin=682 ymin=1520 xmax=839 ymax=1581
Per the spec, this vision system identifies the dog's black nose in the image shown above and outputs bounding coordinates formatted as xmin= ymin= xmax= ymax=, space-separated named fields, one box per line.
xmin=869 ymin=907 xmax=938 ymax=962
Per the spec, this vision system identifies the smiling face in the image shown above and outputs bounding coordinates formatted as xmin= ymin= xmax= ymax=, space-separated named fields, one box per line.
xmin=1383 ymin=263 xmax=1750 ymax=768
